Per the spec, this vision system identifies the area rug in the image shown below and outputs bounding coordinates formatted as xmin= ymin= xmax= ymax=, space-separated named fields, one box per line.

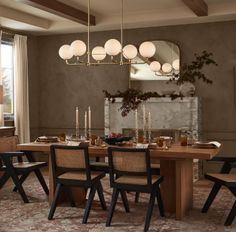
xmin=0 ymin=175 xmax=235 ymax=232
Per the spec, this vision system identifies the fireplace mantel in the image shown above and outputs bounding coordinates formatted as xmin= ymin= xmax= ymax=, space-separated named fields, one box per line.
xmin=104 ymin=97 xmax=201 ymax=137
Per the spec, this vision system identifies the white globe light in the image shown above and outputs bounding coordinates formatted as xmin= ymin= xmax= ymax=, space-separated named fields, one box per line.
xmin=92 ymin=46 xmax=106 ymax=61
xmin=123 ymin=44 xmax=137 ymax=60
xmin=139 ymin=41 xmax=156 ymax=58
xmin=162 ymin=63 xmax=172 ymax=73
xmin=150 ymin=61 xmax=161 ymax=72
xmin=104 ymin=39 xmax=121 ymax=56
xmin=58 ymin=45 xmax=73 ymax=60
xmin=172 ymin=59 xmax=180 ymax=71
xmin=70 ymin=40 xmax=86 ymax=56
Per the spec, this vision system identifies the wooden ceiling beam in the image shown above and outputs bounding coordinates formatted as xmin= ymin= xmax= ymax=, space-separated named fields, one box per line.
xmin=0 ymin=5 xmax=50 ymax=29
xmin=16 ymin=0 xmax=96 ymax=25
xmin=182 ymin=0 xmax=208 ymax=16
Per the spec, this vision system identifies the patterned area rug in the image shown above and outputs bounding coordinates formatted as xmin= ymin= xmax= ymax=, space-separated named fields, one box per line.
xmin=0 ymin=175 xmax=235 ymax=232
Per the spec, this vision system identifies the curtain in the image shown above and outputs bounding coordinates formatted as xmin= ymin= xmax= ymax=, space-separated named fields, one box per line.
xmin=14 ymin=34 xmax=30 ymax=143
xmin=0 ymin=31 xmax=4 ymax=126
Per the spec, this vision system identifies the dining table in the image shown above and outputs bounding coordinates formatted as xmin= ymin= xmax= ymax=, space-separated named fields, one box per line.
xmin=17 ymin=142 xmax=221 ymax=220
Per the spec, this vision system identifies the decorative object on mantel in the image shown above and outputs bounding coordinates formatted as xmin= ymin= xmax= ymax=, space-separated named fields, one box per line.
xmin=103 ymin=88 xmax=183 ymax=117
xmin=170 ymin=50 xmax=218 ymax=96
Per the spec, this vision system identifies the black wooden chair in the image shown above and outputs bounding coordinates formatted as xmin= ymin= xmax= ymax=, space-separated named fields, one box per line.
xmin=91 ymin=157 xmax=160 ymax=203
xmin=0 ymin=136 xmax=49 ymax=203
xmin=106 ymin=147 xmax=164 ymax=232
xmin=202 ymin=156 xmax=236 ymax=226
xmin=48 ymin=144 xmax=107 ymax=224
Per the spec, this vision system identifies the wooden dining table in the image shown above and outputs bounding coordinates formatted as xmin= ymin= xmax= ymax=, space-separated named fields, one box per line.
xmin=17 ymin=142 xmax=221 ymax=220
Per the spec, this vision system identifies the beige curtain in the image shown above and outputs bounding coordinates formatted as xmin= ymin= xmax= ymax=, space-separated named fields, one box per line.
xmin=0 ymin=31 xmax=4 ymax=126
xmin=14 ymin=34 xmax=30 ymax=143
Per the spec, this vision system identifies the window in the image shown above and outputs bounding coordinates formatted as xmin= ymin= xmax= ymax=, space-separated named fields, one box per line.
xmin=1 ymin=41 xmax=14 ymax=117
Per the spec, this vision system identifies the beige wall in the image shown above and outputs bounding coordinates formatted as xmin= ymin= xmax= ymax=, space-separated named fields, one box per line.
xmin=28 ymin=20 xmax=236 ymax=163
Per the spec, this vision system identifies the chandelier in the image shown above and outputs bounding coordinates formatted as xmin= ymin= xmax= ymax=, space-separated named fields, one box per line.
xmin=58 ymin=0 xmax=180 ymax=75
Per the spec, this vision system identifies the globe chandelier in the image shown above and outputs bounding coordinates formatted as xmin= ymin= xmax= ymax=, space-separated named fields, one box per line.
xmin=58 ymin=0 xmax=180 ymax=75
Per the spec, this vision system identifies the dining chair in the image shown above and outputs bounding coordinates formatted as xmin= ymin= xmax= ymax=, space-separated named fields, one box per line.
xmin=202 ymin=156 xmax=236 ymax=226
xmin=0 ymin=136 xmax=49 ymax=203
xmin=106 ymin=147 xmax=164 ymax=232
xmin=48 ymin=144 xmax=107 ymax=223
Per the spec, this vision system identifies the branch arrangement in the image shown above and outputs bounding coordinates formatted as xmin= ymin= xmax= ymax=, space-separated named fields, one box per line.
xmin=103 ymin=89 xmax=182 ymax=117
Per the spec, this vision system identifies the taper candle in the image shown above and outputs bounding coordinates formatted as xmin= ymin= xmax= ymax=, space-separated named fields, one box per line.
xmin=84 ymin=111 xmax=87 ymax=139
xmin=135 ymin=109 xmax=138 ymax=142
xmin=76 ymin=106 xmax=79 ymax=137
xmin=143 ymin=104 xmax=146 ymax=141
xmin=148 ymin=112 xmax=151 ymax=142
xmin=88 ymin=106 xmax=91 ymax=138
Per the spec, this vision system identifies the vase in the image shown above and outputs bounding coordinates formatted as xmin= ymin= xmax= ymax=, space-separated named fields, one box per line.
xmin=179 ymin=82 xmax=195 ymax=96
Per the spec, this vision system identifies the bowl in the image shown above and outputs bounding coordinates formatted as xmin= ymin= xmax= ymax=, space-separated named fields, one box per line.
xmin=104 ymin=136 xmax=132 ymax=145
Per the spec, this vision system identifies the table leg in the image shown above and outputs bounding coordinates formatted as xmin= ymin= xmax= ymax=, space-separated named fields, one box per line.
xmin=160 ymin=159 xmax=193 ymax=220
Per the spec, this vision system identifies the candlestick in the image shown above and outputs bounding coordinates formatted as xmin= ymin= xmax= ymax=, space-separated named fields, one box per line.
xmin=88 ymin=106 xmax=91 ymax=139
xmin=135 ymin=109 xmax=138 ymax=143
xmin=148 ymin=112 xmax=151 ymax=143
xmin=84 ymin=111 xmax=87 ymax=139
xmin=75 ymin=106 xmax=79 ymax=138
xmin=143 ymin=104 xmax=146 ymax=142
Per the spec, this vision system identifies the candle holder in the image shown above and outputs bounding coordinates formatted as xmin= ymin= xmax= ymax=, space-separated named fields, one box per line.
xmin=75 ymin=125 xmax=79 ymax=139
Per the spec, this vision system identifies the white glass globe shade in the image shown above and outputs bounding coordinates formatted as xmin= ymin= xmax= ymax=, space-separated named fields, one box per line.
xmin=92 ymin=46 xmax=106 ymax=61
xmin=58 ymin=45 xmax=73 ymax=60
xmin=123 ymin=44 xmax=138 ymax=60
xmin=149 ymin=61 xmax=161 ymax=72
xmin=139 ymin=41 xmax=156 ymax=58
xmin=172 ymin=59 xmax=180 ymax=71
xmin=104 ymin=39 xmax=121 ymax=56
xmin=70 ymin=40 xmax=86 ymax=56
xmin=162 ymin=63 xmax=172 ymax=73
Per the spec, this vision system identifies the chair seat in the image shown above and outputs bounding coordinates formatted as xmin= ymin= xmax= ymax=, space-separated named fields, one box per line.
xmin=206 ymin=173 xmax=236 ymax=186
xmin=151 ymin=163 xmax=160 ymax=169
xmin=13 ymin=162 xmax=47 ymax=169
xmin=115 ymin=175 xmax=161 ymax=186
xmin=90 ymin=162 xmax=108 ymax=167
xmin=58 ymin=171 xmax=105 ymax=181
xmin=1 ymin=162 xmax=47 ymax=170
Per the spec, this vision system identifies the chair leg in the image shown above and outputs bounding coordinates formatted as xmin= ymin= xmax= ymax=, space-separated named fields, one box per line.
xmin=135 ymin=192 xmax=140 ymax=203
xmin=0 ymin=172 xmax=10 ymax=189
xmin=66 ymin=187 xmax=76 ymax=207
xmin=225 ymin=200 xmax=236 ymax=226
xmin=82 ymin=185 xmax=97 ymax=224
xmin=13 ymin=173 xmax=30 ymax=192
xmin=120 ymin=190 xmax=130 ymax=212
xmin=156 ymin=186 xmax=164 ymax=217
xmin=106 ymin=188 xmax=119 ymax=227
xmin=8 ymin=169 xmax=29 ymax=203
xmin=202 ymin=183 xmax=221 ymax=213
xmin=34 ymin=169 xmax=49 ymax=195
xmin=48 ymin=183 xmax=62 ymax=220
xmin=144 ymin=188 xmax=156 ymax=232
xmin=97 ymin=181 xmax=107 ymax=210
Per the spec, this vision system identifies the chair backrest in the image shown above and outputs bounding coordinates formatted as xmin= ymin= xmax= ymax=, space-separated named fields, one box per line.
xmin=50 ymin=144 xmax=91 ymax=180
xmin=108 ymin=147 xmax=152 ymax=186
xmin=0 ymin=136 xmax=19 ymax=167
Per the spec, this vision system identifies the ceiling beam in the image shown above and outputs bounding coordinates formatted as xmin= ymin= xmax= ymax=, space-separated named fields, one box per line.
xmin=17 ymin=0 xmax=96 ymax=25
xmin=0 ymin=5 xmax=50 ymax=29
xmin=182 ymin=0 xmax=208 ymax=16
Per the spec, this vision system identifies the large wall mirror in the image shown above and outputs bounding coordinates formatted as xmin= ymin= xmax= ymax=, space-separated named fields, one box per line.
xmin=129 ymin=40 xmax=180 ymax=90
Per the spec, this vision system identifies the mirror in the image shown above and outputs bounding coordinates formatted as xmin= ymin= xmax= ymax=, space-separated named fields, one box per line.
xmin=129 ymin=40 xmax=180 ymax=82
